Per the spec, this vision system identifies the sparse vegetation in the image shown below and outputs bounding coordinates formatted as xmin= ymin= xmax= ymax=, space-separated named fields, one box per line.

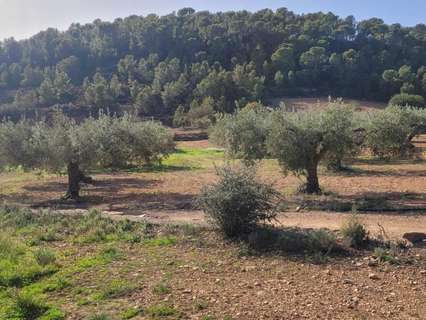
xmin=34 ymin=247 xmax=56 ymax=266
xmin=340 ymin=215 xmax=368 ymax=248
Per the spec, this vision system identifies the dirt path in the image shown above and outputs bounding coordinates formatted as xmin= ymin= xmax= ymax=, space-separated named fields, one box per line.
xmin=131 ymin=209 xmax=426 ymax=239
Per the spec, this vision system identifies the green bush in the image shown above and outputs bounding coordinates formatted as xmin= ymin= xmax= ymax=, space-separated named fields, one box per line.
xmin=34 ymin=248 xmax=56 ymax=266
xmin=340 ymin=215 xmax=368 ymax=248
xmin=305 ymin=229 xmax=337 ymax=254
xmin=10 ymin=292 xmax=49 ymax=319
xmin=364 ymin=106 xmax=426 ymax=158
xmin=197 ymin=165 xmax=280 ymax=238
xmin=389 ymin=94 xmax=425 ymax=108
xmin=87 ymin=313 xmax=112 ymax=320
xmin=209 ymin=106 xmax=270 ymax=164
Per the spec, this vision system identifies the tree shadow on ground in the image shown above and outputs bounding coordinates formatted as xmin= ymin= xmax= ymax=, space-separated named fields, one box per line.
xmin=324 ymin=167 xmax=426 ymax=178
xmin=235 ymin=225 xmax=351 ymax=262
xmin=294 ymin=191 xmax=426 ymax=215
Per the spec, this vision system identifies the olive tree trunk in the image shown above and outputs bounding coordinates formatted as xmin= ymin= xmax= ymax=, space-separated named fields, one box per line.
xmin=64 ymin=162 xmax=94 ymax=200
xmin=305 ymin=164 xmax=321 ymax=194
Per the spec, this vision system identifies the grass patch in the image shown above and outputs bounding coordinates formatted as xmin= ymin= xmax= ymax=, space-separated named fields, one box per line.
xmin=34 ymin=247 xmax=57 ymax=266
xmin=87 ymin=313 xmax=112 ymax=320
xmin=144 ymin=236 xmax=177 ymax=247
xmin=146 ymin=304 xmax=179 ymax=318
xmin=161 ymin=147 xmax=224 ymax=170
xmin=121 ymin=307 xmax=143 ymax=319
xmin=100 ymin=279 xmax=137 ymax=299
xmin=152 ymin=282 xmax=171 ymax=295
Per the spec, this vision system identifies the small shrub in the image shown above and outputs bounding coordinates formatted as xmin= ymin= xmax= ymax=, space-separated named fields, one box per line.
xmin=389 ymin=94 xmax=425 ymax=108
xmin=121 ymin=307 xmax=142 ymax=320
xmin=37 ymin=228 xmax=61 ymax=242
xmin=10 ymin=292 xmax=49 ymax=319
xmin=305 ymin=229 xmax=337 ymax=254
xmin=194 ymin=300 xmax=208 ymax=311
xmin=34 ymin=248 xmax=56 ymax=266
xmin=146 ymin=305 xmax=177 ymax=317
xmin=340 ymin=215 xmax=368 ymax=248
xmin=39 ymin=307 xmax=66 ymax=320
xmin=100 ymin=246 xmax=122 ymax=260
xmin=42 ymin=276 xmax=71 ymax=293
xmin=0 ymin=235 xmax=25 ymax=260
xmin=197 ymin=165 xmax=280 ymax=238
xmin=373 ymin=247 xmax=398 ymax=264
xmin=87 ymin=313 xmax=112 ymax=320
xmin=152 ymin=282 xmax=171 ymax=295
xmin=100 ymin=280 xmax=135 ymax=299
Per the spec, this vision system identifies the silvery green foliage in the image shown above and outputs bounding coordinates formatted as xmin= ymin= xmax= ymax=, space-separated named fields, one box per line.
xmin=197 ymin=165 xmax=279 ymax=238
xmin=267 ymin=104 xmax=355 ymax=176
xmin=0 ymin=112 xmax=175 ymax=172
xmin=209 ymin=105 xmax=271 ymax=164
xmin=365 ymin=106 xmax=426 ymax=158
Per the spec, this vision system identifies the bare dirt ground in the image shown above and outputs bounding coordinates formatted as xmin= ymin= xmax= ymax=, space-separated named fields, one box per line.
xmin=138 ymin=210 xmax=426 ymax=240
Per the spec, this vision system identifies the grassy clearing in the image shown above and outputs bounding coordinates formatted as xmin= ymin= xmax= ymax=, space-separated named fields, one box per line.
xmin=161 ymin=147 xmax=224 ymax=170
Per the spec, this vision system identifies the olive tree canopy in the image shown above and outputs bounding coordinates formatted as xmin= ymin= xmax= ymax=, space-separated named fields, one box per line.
xmin=267 ymin=105 xmax=355 ymax=194
xmin=0 ymin=113 xmax=175 ymax=199
xmin=364 ymin=105 xmax=426 ymax=158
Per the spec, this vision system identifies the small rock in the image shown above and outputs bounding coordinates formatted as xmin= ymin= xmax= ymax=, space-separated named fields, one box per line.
xmin=403 ymin=232 xmax=426 ymax=244
xmin=368 ymin=259 xmax=379 ymax=267
xmin=343 ymin=278 xmax=354 ymax=284
xmin=369 ymin=273 xmax=380 ymax=280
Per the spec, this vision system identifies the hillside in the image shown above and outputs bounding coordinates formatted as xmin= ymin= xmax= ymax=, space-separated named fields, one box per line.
xmin=0 ymin=8 xmax=425 ymax=121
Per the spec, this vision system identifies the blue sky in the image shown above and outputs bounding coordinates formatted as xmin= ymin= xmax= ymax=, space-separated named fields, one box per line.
xmin=0 ymin=0 xmax=425 ymax=40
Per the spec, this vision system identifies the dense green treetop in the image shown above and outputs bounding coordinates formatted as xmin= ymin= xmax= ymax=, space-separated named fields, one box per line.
xmin=1 ymin=8 xmax=426 ymax=118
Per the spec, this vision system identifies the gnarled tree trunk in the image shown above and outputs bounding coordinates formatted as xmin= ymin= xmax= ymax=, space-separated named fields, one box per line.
xmin=305 ymin=164 xmax=321 ymax=195
xmin=63 ymin=162 xmax=94 ymax=200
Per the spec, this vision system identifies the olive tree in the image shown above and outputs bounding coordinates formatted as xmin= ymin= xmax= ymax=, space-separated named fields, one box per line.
xmin=364 ymin=106 xmax=426 ymax=158
xmin=267 ymin=105 xmax=355 ymax=194
xmin=209 ymin=105 xmax=271 ymax=164
xmin=0 ymin=113 xmax=175 ymax=200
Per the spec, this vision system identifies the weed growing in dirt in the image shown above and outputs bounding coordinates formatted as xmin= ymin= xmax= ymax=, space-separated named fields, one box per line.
xmin=146 ymin=304 xmax=179 ymax=318
xmin=373 ymin=247 xmax=399 ymax=264
xmin=121 ymin=307 xmax=142 ymax=319
xmin=87 ymin=313 xmax=112 ymax=320
xmin=9 ymin=292 xmax=49 ymax=319
xmin=341 ymin=214 xmax=369 ymax=248
xmin=34 ymin=247 xmax=56 ymax=266
xmin=305 ymin=229 xmax=337 ymax=254
xmin=100 ymin=279 xmax=136 ymax=299
xmin=7 ymin=291 xmax=64 ymax=320
xmin=152 ymin=282 xmax=171 ymax=295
